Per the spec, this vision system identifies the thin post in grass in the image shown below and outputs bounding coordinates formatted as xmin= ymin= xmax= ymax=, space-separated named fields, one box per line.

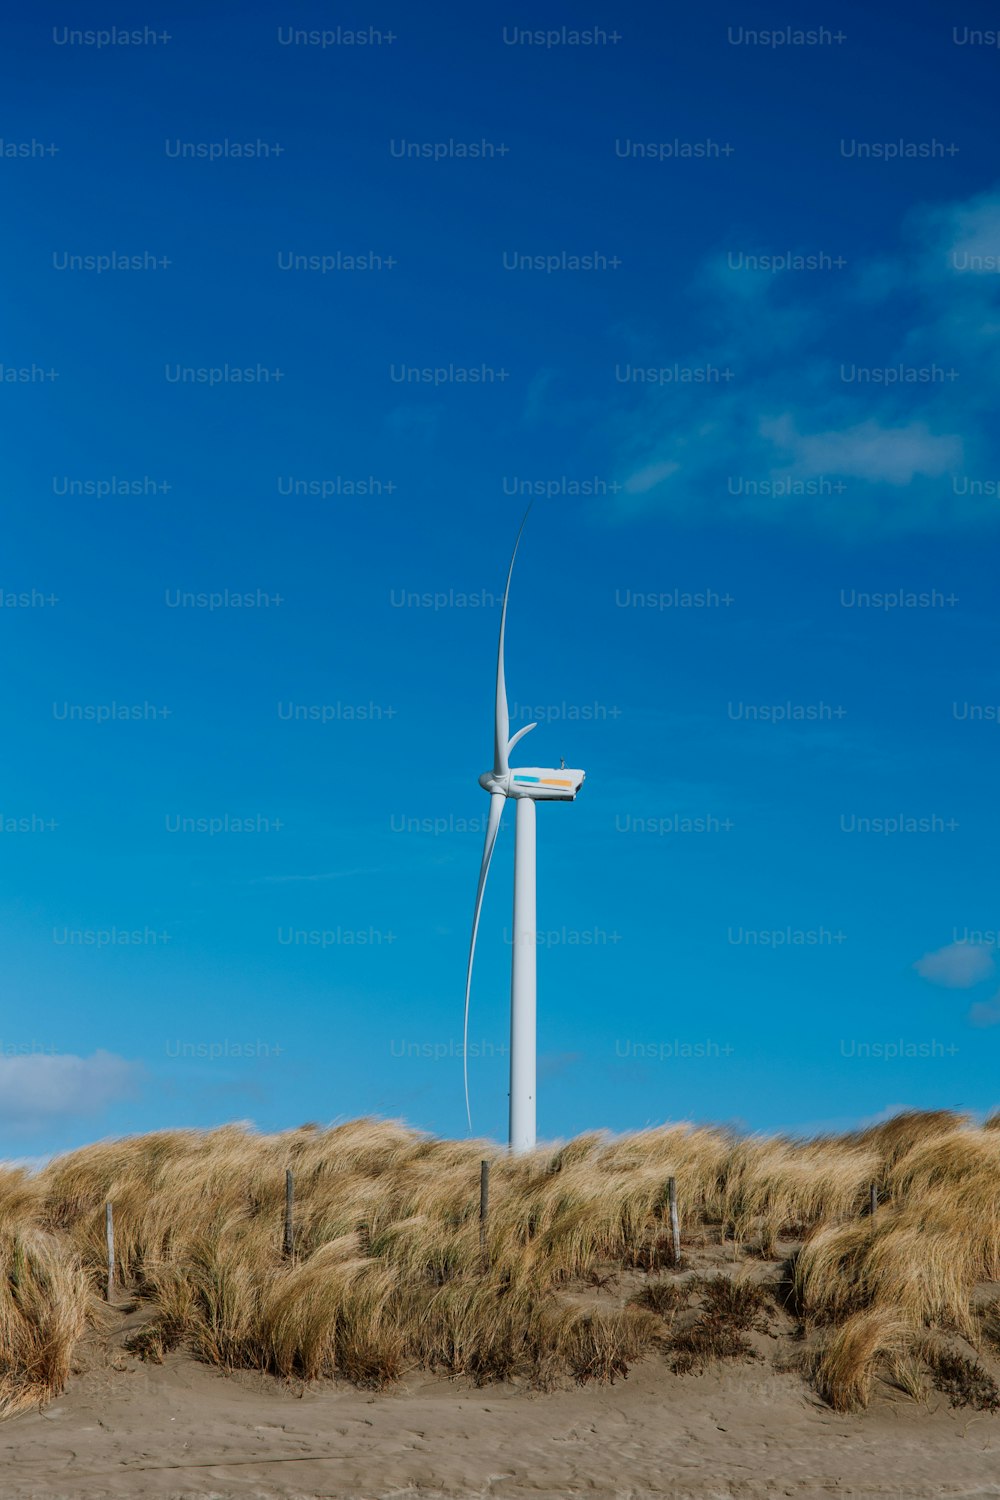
xmin=667 ymin=1176 xmax=681 ymax=1267
xmin=283 ymin=1169 xmax=294 ymax=1258
xmin=105 ymin=1201 xmax=115 ymax=1302
xmin=869 ymin=1182 xmax=878 ymax=1221
xmin=479 ymin=1160 xmax=490 ymax=1256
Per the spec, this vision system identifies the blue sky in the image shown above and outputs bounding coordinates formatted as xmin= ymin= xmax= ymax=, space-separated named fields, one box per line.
xmin=3 ymin=1 xmax=1000 ymax=1156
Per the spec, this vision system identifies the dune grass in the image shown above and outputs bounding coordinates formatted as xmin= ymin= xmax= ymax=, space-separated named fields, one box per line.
xmin=1 ymin=1110 xmax=1000 ymax=1415
xmin=0 ymin=1169 xmax=91 ymax=1415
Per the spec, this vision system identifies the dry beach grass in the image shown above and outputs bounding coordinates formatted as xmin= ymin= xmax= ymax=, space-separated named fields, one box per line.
xmin=4 ymin=1109 xmax=1000 ymax=1426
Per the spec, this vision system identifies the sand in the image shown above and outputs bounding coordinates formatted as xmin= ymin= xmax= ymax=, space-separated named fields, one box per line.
xmin=3 ymin=1330 xmax=999 ymax=1500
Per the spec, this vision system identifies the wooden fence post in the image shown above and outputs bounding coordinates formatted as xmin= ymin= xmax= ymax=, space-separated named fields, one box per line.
xmin=668 ymin=1176 xmax=681 ymax=1267
xmin=105 ymin=1201 xmax=115 ymax=1302
xmin=479 ymin=1160 xmax=490 ymax=1254
xmin=284 ymin=1169 xmax=294 ymax=1258
xmin=869 ymin=1183 xmax=877 ymax=1220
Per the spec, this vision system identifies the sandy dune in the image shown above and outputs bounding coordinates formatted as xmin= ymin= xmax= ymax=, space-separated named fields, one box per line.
xmin=7 ymin=1116 xmax=1000 ymax=1498
xmin=3 ymin=1335 xmax=999 ymax=1500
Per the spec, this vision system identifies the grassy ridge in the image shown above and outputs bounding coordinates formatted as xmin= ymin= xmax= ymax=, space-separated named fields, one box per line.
xmin=2 ymin=1110 xmax=1000 ymax=1414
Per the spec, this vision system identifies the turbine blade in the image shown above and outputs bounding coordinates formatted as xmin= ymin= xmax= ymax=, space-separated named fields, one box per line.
xmin=463 ymin=791 xmax=506 ymax=1131
xmin=506 ymin=721 xmax=537 ymax=757
xmin=494 ymin=507 xmax=532 ymax=775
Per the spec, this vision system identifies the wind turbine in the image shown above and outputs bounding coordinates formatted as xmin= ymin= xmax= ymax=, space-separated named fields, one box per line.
xmin=463 ymin=512 xmax=585 ymax=1153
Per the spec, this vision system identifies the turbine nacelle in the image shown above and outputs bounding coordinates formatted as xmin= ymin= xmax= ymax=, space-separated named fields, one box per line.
xmin=478 ymin=767 xmax=585 ymax=801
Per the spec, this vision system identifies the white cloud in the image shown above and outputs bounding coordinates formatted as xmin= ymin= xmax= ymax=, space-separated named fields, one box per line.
xmin=969 ymin=994 xmax=1000 ymax=1027
xmin=623 ymin=459 xmax=680 ymax=494
xmin=762 ymin=415 xmax=962 ymax=487
xmin=913 ymin=941 xmax=995 ymax=989
xmin=0 ymin=1051 xmax=140 ymax=1127
xmin=925 ymin=190 xmax=1000 ymax=276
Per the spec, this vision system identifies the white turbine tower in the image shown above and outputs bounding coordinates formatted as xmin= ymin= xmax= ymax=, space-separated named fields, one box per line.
xmin=463 ymin=512 xmax=585 ymax=1153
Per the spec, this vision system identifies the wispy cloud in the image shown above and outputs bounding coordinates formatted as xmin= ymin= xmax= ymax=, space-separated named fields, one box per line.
xmin=611 ymin=184 xmax=1000 ymax=534
xmin=622 ymin=459 xmax=680 ymax=495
